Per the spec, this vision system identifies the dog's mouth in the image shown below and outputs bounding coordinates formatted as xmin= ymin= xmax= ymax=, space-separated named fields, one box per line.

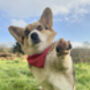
xmin=31 ymin=32 xmax=41 ymax=44
xmin=32 ymin=39 xmax=41 ymax=44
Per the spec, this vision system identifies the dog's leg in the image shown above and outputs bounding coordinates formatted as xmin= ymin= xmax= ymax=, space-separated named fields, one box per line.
xmin=54 ymin=38 xmax=72 ymax=70
xmin=48 ymin=38 xmax=74 ymax=90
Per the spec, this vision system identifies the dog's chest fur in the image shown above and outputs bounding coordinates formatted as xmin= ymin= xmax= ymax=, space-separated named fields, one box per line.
xmin=30 ymin=48 xmax=74 ymax=90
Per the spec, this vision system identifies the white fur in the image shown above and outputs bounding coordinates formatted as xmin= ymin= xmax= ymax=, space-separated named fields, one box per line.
xmin=30 ymin=29 xmax=47 ymax=43
xmin=49 ymin=73 xmax=73 ymax=90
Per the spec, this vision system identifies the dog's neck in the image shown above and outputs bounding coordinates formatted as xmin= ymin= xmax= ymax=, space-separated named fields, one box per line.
xmin=27 ymin=46 xmax=51 ymax=68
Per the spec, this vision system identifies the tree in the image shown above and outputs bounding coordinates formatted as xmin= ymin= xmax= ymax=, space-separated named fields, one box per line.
xmin=12 ymin=42 xmax=24 ymax=54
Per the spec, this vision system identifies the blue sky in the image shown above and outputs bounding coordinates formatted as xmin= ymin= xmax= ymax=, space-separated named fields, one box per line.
xmin=0 ymin=0 xmax=90 ymax=47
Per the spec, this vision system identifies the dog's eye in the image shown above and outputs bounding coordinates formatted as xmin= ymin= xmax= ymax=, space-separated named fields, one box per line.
xmin=36 ymin=25 xmax=42 ymax=31
xmin=25 ymin=29 xmax=30 ymax=35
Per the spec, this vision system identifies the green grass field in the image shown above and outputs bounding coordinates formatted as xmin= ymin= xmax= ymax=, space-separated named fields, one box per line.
xmin=0 ymin=59 xmax=90 ymax=90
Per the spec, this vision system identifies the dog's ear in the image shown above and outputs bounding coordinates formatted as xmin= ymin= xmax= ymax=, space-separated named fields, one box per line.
xmin=39 ymin=7 xmax=53 ymax=29
xmin=8 ymin=26 xmax=24 ymax=44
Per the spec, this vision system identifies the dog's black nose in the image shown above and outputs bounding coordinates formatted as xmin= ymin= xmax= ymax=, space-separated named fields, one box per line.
xmin=31 ymin=33 xmax=38 ymax=40
xmin=31 ymin=33 xmax=40 ymax=44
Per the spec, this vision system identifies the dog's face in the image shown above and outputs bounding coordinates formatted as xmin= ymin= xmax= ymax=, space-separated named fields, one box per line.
xmin=8 ymin=8 xmax=56 ymax=55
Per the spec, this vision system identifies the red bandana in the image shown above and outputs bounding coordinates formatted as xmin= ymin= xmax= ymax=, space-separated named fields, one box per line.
xmin=27 ymin=46 xmax=51 ymax=68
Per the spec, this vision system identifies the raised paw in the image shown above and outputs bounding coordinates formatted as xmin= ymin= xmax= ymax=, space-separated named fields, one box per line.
xmin=56 ymin=38 xmax=72 ymax=55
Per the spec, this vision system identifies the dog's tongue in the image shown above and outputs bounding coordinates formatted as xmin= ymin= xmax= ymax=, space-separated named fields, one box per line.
xmin=27 ymin=46 xmax=51 ymax=68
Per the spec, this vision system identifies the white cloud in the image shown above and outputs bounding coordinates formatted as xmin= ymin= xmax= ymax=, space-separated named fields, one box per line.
xmin=0 ymin=0 xmax=90 ymax=19
xmin=11 ymin=19 xmax=27 ymax=27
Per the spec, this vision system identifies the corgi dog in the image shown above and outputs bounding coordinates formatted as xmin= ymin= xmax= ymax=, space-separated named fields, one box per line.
xmin=8 ymin=7 xmax=75 ymax=90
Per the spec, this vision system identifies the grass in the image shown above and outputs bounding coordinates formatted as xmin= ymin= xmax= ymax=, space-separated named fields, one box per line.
xmin=0 ymin=59 xmax=90 ymax=90
xmin=75 ymin=63 xmax=90 ymax=90
xmin=0 ymin=60 xmax=39 ymax=90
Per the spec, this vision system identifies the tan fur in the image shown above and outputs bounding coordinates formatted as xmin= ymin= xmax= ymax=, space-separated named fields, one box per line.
xmin=8 ymin=7 xmax=75 ymax=90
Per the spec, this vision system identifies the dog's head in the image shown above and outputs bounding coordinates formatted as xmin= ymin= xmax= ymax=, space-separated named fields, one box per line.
xmin=8 ymin=8 xmax=56 ymax=55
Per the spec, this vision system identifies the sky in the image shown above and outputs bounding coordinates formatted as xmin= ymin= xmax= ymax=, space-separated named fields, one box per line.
xmin=0 ymin=0 xmax=90 ymax=47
